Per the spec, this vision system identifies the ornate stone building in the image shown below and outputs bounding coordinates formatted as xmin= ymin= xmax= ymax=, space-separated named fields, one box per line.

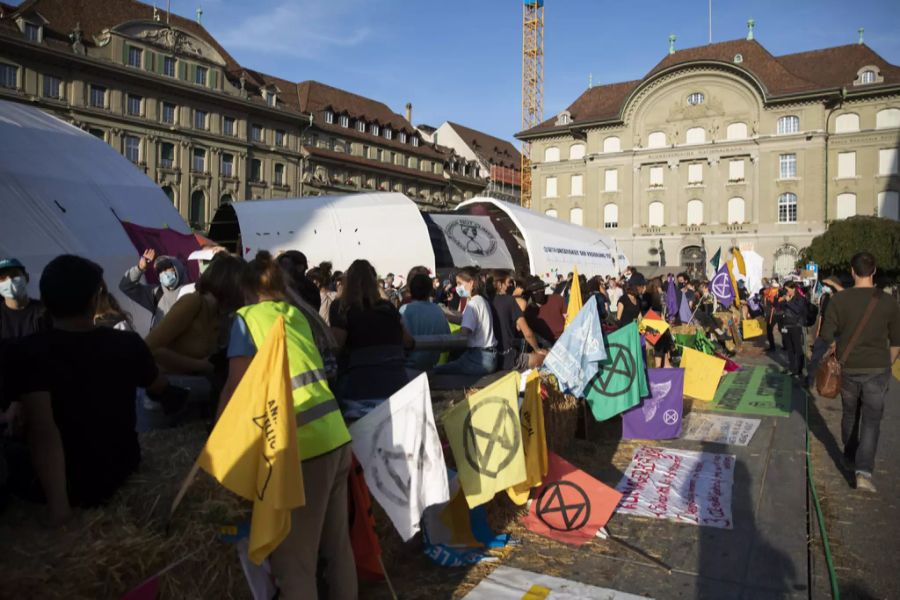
xmin=518 ymin=33 xmax=900 ymax=276
xmin=0 ymin=0 xmax=489 ymax=230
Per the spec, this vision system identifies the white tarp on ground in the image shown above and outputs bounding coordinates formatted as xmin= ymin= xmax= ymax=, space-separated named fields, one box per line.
xmin=463 ymin=566 xmax=652 ymax=599
xmin=615 ymin=446 xmax=735 ymax=529
xmin=428 ymin=214 xmax=515 ymax=269
xmin=456 ymin=197 xmax=623 ymax=279
xmin=0 ymin=100 xmax=192 ymax=333
xmin=221 ymin=193 xmax=435 ymax=277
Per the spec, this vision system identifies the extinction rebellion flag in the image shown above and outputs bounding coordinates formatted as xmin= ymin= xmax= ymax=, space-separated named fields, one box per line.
xmin=584 ymin=322 xmax=649 ymax=422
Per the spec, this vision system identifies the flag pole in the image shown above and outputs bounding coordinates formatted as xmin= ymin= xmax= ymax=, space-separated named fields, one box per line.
xmin=605 ymin=526 xmax=673 ymax=573
xmin=376 ymin=554 xmax=399 ymax=600
xmin=167 ymin=461 xmax=201 ymax=529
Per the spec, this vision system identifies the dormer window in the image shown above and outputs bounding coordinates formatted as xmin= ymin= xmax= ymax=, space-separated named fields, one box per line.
xmin=339 ymin=114 xmax=349 ymax=128
xmin=687 ymin=92 xmax=705 ymax=105
xmin=265 ymin=90 xmax=276 ymax=107
xmin=371 ymin=124 xmax=380 ymax=136
xmin=24 ymin=22 xmax=41 ymax=42
xmin=325 ymin=110 xmax=334 ymax=124
xmin=399 ymin=132 xmax=407 ymax=143
xmin=854 ymin=66 xmax=883 ymax=86
xmin=356 ymin=120 xmax=366 ymax=133
xmin=554 ymin=110 xmax=571 ymax=126
xmin=195 ymin=66 xmax=207 ymax=86
xmin=385 ymin=128 xmax=392 ymax=140
xmin=860 ymin=70 xmax=876 ymax=84
xmin=127 ymin=46 xmax=142 ymax=68
xmin=733 ymin=53 xmax=743 ymax=64
xmin=412 ymin=136 xmax=419 ymax=147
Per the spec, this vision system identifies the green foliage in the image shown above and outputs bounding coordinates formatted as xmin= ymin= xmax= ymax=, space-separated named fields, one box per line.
xmin=800 ymin=216 xmax=900 ymax=279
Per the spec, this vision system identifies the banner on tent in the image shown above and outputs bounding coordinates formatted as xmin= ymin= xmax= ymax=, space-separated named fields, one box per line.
xmin=462 ymin=566 xmax=653 ymax=599
xmin=710 ymin=367 xmax=792 ymax=418
xmin=429 ymin=215 xmax=515 ymax=269
xmin=621 ymin=368 xmax=684 ymax=440
xmin=682 ymin=413 xmax=762 ymax=446
xmin=616 ymin=446 xmax=735 ymax=529
xmin=349 ymin=374 xmax=449 ymax=540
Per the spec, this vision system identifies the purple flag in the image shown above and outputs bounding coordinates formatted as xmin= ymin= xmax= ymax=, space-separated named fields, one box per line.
xmin=678 ymin=292 xmax=692 ymax=323
xmin=622 ymin=368 xmax=684 ymax=440
xmin=710 ymin=264 xmax=735 ymax=307
xmin=665 ymin=279 xmax=678 ymax=320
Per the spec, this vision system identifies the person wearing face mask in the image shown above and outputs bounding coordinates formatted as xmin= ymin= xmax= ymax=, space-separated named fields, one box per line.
xmin=0 ymin=258 xmax=50 ymax=342
xmin=118 ymin=249 xmax=189 ymax=328
xmin=432 ymin=267 xmax=498 ymax=376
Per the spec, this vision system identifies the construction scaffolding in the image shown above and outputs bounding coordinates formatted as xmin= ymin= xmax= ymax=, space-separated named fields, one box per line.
xmin=520 ymin=0 xmax=544 ymax=208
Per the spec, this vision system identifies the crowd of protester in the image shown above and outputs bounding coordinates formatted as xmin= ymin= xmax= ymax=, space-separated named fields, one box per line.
xmin=0 ymin=246 xmax=897 ymax=598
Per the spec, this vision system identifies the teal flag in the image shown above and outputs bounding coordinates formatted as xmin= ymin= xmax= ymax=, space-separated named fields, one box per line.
xmin=584 ymin=322 xmax=649 ymax=422
xmin=709 ymin=247 xmax=722 ymax=271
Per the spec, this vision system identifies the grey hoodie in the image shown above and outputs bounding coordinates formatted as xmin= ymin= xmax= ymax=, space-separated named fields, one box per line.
xmin=119 ymin=255 xmax=188 ymax=328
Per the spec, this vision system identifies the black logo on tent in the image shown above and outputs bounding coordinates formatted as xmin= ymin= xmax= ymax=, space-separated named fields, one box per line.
xmin=445 ymin=219 xmax=498 ymax=257
xmin=536 ymin=481 xmax=591 ymax=531
xmin=589 ymin=343 xmax=637 ymax=398
xmin=463 ymin=397 xmax=520 ymax=478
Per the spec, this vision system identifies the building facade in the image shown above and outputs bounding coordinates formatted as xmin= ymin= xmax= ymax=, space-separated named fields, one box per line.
xmin=518 ymin=35 xmax=900 ymax=276
xmin=0 ymin=0 xmax=491 ymax=230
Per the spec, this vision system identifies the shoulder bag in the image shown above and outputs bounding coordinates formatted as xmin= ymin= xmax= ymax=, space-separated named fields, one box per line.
xmin=815 ymin=289 xmax=881 ymax=398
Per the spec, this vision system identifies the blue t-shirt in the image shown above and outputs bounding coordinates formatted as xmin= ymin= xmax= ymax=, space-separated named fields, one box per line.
xmin=227 ymin=315 xmax=257 ymax=358
xmin=400 ymin=300 xmax=451 ymax=371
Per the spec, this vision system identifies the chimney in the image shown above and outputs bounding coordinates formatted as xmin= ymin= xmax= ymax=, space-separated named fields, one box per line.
xmin=405 ymin=102 xmax=412 ymax=123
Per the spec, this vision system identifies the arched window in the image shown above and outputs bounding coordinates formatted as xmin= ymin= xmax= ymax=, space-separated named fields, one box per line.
xmin=685 ymin=127 xmax=706 ymax=144
xmin=569 ymin=207 xmax=583 ymax=226
xmin=778 ymin=192 xmax=797 ymax=223
xmin=860 ymin=70 xmax=876 ymax=84
xmin=647 ymin=131 xmax=666 ymax=148
xmin=686 ymin=199 xmax=704 ymax=225
xmin=544 ymin=146 xmax=560 ymax=162
xmin=569 ymin=143 xmax=585 ymax=160
xmin=836 ymin=193 xmax=856 ymax=219
xmin=835 ymin=113 xmax=860 ymax=133
xmin=648 ymin=201 xmax=664 ymax=227
xmin=777 ymin=115 xmax=800 ymax=134
xmin=161 ymin=185 xmax=175 ymax=205
xmin=603 ymin=136 xmax=621 ymax=153
xmin=726 ymin=122 xmax=748 ymax=140
xmin=687 ymin=92 xmax=705 ymax=105
xmin=876 ymin=108 xmax=900 ymax=130
xmin=544 ymin=208 xmax=558 ymax=219
xmin=189 ymin=190 xmax=206 ymax=230
xmin=727 ymin=197 xmax=745 ymax=224
xmin=878 ymin=191 xmax=899 ymax=220
xmin=603 ymin=203 xmax=618 ymax=229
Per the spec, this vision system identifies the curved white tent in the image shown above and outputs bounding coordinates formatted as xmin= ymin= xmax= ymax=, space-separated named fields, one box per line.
xmin=456 ymin=197 xmax=627 ymax=279
xmin=0 ymin=100 xmax=193 ymax=333
xmin=209 ymin=193 xmax=435 ymax=277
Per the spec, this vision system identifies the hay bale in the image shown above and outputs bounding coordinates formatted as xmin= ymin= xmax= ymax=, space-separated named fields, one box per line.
xmin=540 ymin=375 xmax=578 ymax=455
xmin=0 ymin=423 xmax=249 ymax=600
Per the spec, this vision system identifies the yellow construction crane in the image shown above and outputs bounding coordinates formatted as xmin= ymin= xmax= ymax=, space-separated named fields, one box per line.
xmin=520 ymin=0 xmax=544 ymax=208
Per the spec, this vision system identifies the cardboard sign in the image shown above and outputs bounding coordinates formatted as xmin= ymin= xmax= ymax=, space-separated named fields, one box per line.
xmin=741 ymin=317 xmax=766 ymax=339
xmin=681 ymin=347 xmax=726 ymax=401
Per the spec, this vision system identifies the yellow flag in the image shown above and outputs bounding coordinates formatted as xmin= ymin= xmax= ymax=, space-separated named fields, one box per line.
xmin=681 ymin=347 xmax=726 ymax=401
xmin=507 ymin=371 xmax=548 ymax=505
xmin=197 ymin=316 xmax=305 ymax=565
xmin=565 ymin=266 xmax=583 ymax=328
xmin=742 ymin=317 xmax=766 ymax=339
xmin=729 ymin=248 xmax=746 ymax=307
xmin=443 ymin=372 xmax=526 ymax=508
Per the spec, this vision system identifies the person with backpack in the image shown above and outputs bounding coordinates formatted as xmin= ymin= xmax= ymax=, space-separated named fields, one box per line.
xmin=776 ymin=281 xmax=808 ymax=378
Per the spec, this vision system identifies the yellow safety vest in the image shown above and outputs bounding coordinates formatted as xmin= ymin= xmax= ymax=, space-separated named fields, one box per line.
xmin=237 ymin=300 xmax=350 ymax=460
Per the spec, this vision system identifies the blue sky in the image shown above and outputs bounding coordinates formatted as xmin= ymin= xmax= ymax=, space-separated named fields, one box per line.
xmin=179 ymin=0 xmax=900 ymax=143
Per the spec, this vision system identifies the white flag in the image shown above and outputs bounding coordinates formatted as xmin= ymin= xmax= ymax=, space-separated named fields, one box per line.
xmin=349 ymin=373 xmax=450 ymax=540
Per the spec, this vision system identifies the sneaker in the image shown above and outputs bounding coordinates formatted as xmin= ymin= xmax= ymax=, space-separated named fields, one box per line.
xmin=855 ymin=472 xmax=877 ymax=493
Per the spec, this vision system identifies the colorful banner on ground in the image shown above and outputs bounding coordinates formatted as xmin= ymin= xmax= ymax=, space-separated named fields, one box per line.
xmin=349 ymin=373 xmax=449 ymax=540
xmin=621 ymin=368 xmax=685 ymax=440
xmin=710 ymin=366 xmax=792 ymax=418
xmin=523 ymin=453 xmax=622 ymax=545
xmin=443 ymin=372 xmax=527 ymax=508
xmin=462 ymin=566 xmax=653 ymax=599
xmin=639 ymin=309 xmax=668 ymax=346
xmin=507 ymin=371 xmax=549 ymax=505
xmin=584 ymin=322 xmax=649 ymax=422
xmin=542 ymin=296 xmax=607 ymax=398
xmin=680 ymin=347 xmax=726 ymax=401
xmin=710 ymin=263 xmax=735 ymax=307
xmin=681 ymin=413 xmax=762 ymax=446
xmin=616 ymin=446 xmax=735 ymax=529
xmin=741 ymin=317 xmax=766 ymax=339
xmin=197 ymin=317 xmax=305 ymax=565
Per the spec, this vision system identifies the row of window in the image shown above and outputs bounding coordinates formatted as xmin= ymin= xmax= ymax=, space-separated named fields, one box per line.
xmin=124 ymin=44 xmax=218 ymax=91
xmin=323 ymin=110 xmax=420 ymax=146
xmin=837 ymin=149 xmax=900 ymax=178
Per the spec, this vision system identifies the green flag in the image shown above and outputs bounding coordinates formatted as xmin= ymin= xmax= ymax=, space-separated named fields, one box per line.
xmin=584 ymin=322 xmax=649 ymax=422
xmin=709 ymin=247 xmax=722 ymax=271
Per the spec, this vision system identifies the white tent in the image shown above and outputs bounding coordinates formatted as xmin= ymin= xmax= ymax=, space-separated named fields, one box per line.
xmin=456 ymin=197 xmax=625 ymax=279
xmin=0 ymin=100 xmax=192 ymax=333
xmin=209 ymin=193 xmax=435 ymax=277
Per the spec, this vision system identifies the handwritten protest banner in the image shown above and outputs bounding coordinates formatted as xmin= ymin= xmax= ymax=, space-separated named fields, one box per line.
xmin=709 ymin=366 xmax=792 ymax=418
xmin=681 ymin=413 xmax=761 ymax=446
xmin=616 ymin=446 xmax=735 ymax=529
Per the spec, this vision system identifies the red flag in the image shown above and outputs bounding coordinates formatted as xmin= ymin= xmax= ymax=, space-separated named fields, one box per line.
xmin=523 ymin=453 xmax=622 ymax=545
xmin=119 ymin=221 xmax=201 ymax=284
xmin=348 ymin=455 xmax=384 ymax=582
xmin=121 ymin=576 xmax=160 ymax=600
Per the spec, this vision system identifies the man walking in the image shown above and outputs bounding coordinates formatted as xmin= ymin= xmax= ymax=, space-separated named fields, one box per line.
xmin=820 ymin=252 xmax=900 ymax=492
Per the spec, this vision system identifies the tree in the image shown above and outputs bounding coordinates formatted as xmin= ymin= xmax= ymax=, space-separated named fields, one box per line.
xmin=800 ymin=216 xmax=900 ymax=280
